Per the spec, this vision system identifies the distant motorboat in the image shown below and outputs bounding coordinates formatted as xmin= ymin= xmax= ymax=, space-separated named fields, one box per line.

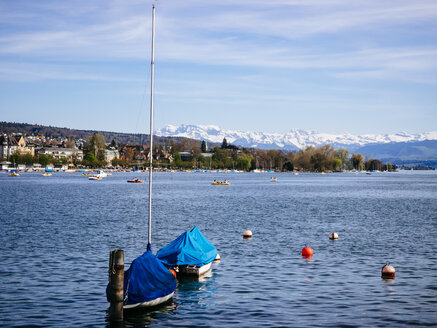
xmin=89 ymin=176 xmax=102 ymax=180
xmin=293 ymin=172 xmax=299 ymax=175
xmin=96 ymin=170 xmax=107 ymax=178
xmin=127 ymin=178 xmax=144 ymax=183
xmin=42 ymin=173 xmax=52 ymax=177
xmin=271 ymin=177 xmax=277 ymax=182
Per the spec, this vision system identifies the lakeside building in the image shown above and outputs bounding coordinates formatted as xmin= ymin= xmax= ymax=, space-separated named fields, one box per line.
xmin=37 ymin=147 xmax=84 ymax=160
xmin=0 ymin=134 xmax=35 ymax=158
xmin=105 ymin=149 xmax=119 ymax=165
xmin=179 ymin=151 xmax=192 ymax=161
xmin=0 ymin=161 xmax=11 ymax=170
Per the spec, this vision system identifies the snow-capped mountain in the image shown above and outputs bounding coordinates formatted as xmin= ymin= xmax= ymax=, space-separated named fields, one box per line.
xmin=155 ymin=124 xmax=437 ymax=151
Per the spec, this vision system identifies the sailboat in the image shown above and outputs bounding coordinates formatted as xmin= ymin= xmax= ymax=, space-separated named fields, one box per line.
xmin=109 ymin=5 xmax=176 ymax=310
xmin=157 ymin=226 xmax=219 ymax=277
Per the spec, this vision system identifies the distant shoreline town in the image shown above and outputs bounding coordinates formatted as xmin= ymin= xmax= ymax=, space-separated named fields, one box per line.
xmin=0 ymin=122 xmax=434 ymax=172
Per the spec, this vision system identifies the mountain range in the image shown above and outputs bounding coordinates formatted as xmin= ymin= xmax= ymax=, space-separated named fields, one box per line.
xmin=155 ymin=124 xmax=437 ymax=164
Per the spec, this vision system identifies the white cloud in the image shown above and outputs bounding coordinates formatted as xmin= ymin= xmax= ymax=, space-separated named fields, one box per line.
xmin=0 ymin=0 xmax=436 ymax=84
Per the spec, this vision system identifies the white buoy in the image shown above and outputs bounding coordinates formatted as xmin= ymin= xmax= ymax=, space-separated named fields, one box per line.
xmin=243 ymin=230 xmax=252 ymax=239
xmin=381 ymin=263 xmax=395 ymax=278
xmin=329 ymin=232 xmax=339 ymax=240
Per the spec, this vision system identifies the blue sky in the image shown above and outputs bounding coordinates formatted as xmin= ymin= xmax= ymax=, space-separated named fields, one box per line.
xmin=1 ymin=0 xmax=436 ymax=135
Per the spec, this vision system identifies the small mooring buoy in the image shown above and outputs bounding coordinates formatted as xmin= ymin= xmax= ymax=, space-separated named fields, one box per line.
xmin=301 ymin=246 xmax=313 ymax=258
xmin=169 ymin=269 xmax=177 ymax=278
xmin=243 ymin=230 xmax=253 ymax=239
xmin=381 ymin=263 xmax=395 ymax=279
xmin=329 ymin=232 xmax=339 ymax=240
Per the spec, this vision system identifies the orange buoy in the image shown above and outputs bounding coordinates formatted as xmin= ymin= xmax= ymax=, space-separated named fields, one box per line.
xmin=381 ymin=263 xmax=395 ymax=279
xmin=169 ymin=269 xmax=177 ymax=278
xmin=243 ymin=230 xmax=252 ymax=239
xmin=329 ymin=232 xmax=339 ymax=240
xmin=301 ymin=246 xmax=313 ymax=258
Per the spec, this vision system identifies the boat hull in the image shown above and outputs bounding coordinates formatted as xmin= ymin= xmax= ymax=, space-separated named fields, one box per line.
xmin=123 ymin=292 xmax=174 ymax=310
xmin=177 ymin=262 xmax=212 ymax=277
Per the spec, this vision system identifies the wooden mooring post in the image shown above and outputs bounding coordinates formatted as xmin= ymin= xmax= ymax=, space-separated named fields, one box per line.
xmin=108 ymin=249 xmax=124 ymax=322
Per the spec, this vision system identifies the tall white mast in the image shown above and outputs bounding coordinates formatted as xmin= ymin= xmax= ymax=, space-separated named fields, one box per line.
xmin=147 ymin=5 xmax=155 ymax=249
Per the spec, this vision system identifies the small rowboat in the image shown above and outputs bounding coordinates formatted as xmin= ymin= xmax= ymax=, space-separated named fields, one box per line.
xmin=89 ymin=176 xmax=102 ymax=180
xmin=42 ymin=173 xmax=52 ymax=177
xmin=127 ymin=178 xmax=144 ymax=183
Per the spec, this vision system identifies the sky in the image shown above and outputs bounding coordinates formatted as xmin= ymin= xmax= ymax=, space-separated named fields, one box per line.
xmin=1 ymin=0 xmax=437 ymax=135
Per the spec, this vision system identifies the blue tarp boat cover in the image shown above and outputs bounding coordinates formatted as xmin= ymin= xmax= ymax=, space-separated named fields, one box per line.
xmin=157 ymin=226 xmax=218 ymax=267
xmin=118 ymin=249 xmax=176 ymax=305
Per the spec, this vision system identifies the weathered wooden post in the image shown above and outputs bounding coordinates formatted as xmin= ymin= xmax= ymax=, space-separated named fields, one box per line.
xmin=108 ymin=249 xmax=124 ymax=322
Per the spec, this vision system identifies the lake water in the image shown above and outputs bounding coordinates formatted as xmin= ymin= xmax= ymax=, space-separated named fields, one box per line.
xmin=0 ymin=171 xmax=436 ymax=327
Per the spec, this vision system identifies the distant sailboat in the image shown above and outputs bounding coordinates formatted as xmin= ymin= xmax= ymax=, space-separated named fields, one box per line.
xmin=107 ymin=5 xmax=176 ymax=310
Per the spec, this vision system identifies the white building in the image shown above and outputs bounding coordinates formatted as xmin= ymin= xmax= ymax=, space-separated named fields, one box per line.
xmin=0 ymin=134 xmax=35 ymax=158
xmin=37 ymin=148 xmax=83 ymax=160
xmin=105 ymin=149 xmax=119 ymax=165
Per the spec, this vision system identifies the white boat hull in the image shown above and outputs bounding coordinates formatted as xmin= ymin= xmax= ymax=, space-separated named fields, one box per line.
xmin=178 ymin=262 xmax=212 ymax=277
xmin=123 ymin=292 xmax=174 ymax=310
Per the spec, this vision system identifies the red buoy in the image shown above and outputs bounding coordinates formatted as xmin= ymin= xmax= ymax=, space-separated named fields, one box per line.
xmin=169 ymin=269 xmax=177 ymax=278
xmin=301 ymin=247 xmax=313 ymax=258
xmin=381 ymin=263 xmax=395 ymax=279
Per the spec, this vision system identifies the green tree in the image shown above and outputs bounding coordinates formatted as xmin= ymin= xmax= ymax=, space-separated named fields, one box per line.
xmin=71 ymin=153 xmax=80 ymax=166
xmin=365 ymin=159 xmax=383 ymax=171
xmin=351 ymin=153 xmax=364 ymax=170
xmin=83 ymin=152 xmax=99 ymax=167
xmin=221 ymin=138 xmax=228 ymax=149
xmin=65 ymin=138 xmax=76 ymax=148
xmin=173 ymin=152 xmax=182 ymax=167
xmin=213 ymin=148 xmax=231 ymax=168
xmin=335 ymin=148 xmax=350 ymax=163
xmin=385 ymin=163 xmax=394 ymax=171
xmin=333 ymin=158 xmax=342 ymax=171
xmin=38 ymin=154 xmax=53 ymax=166
xmin=283 ymin=161 xmax=294 ymax=171
xmin=201 ymin=140 xmax=207 ymax=153
xmin=236 ymin=153 xmax=252 ymax=171
xmin=85 ymin=133 xmax=106 ymax=158
xmin=310 ymin=153 xmax=326 ymax=172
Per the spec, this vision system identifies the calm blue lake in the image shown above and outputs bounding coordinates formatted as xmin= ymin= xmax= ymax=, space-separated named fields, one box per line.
xmin=0 ymin=171 xmax=436 ymax=327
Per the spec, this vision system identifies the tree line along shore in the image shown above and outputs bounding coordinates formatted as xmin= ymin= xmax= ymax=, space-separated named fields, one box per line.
xmin=2 ymin=132 xmax=396 ymax=172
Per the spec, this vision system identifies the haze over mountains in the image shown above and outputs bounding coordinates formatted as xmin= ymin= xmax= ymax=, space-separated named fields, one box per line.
xmin=156 ymin=124 xmax=437 ymax=164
